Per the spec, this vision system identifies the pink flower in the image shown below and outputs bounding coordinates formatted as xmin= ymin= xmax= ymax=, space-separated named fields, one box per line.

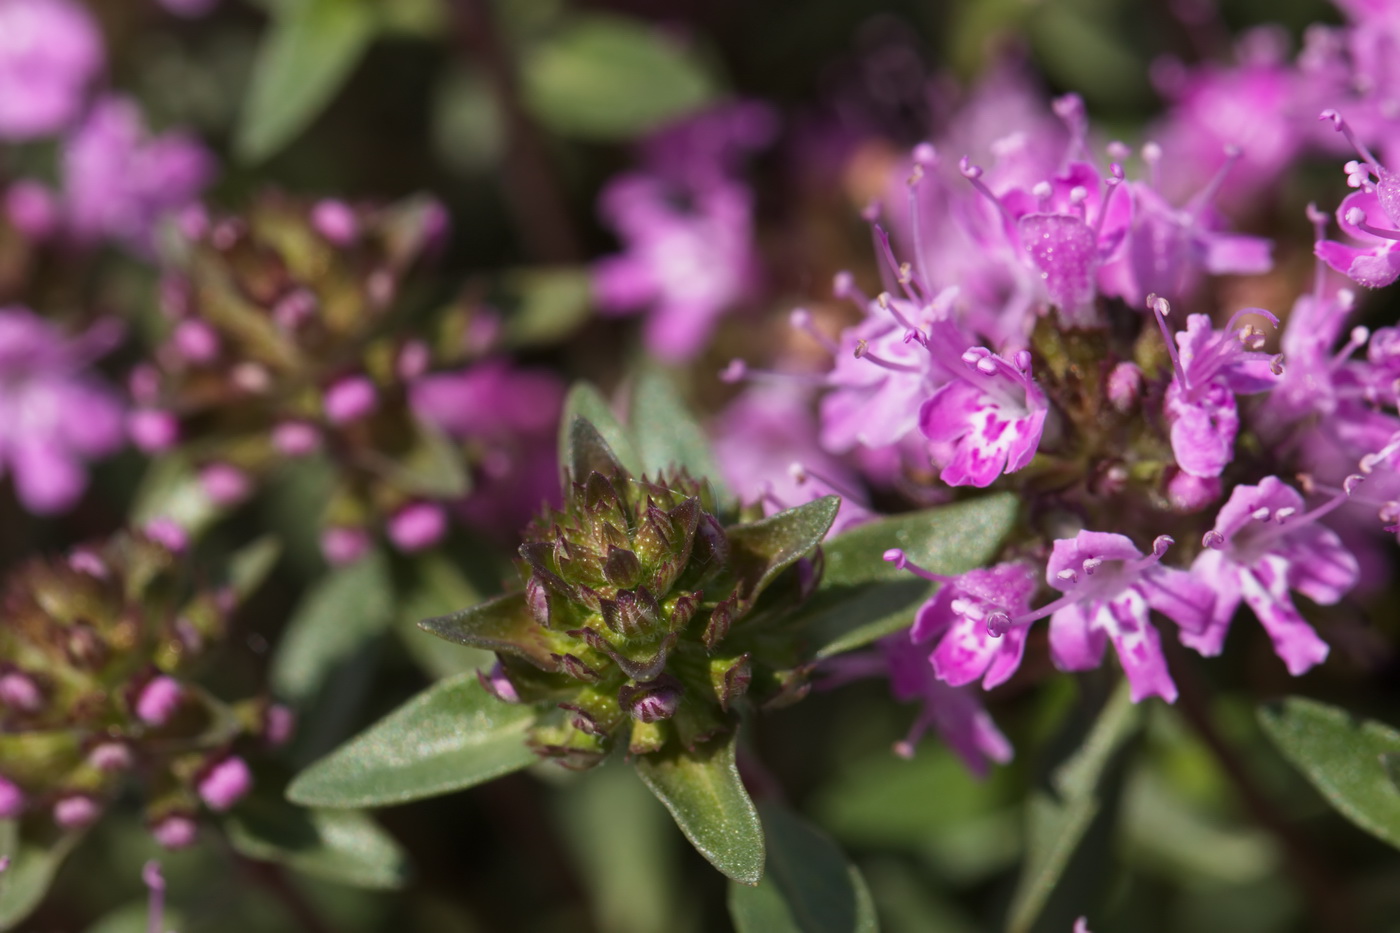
xmin=387 ymin=502 xmax=447 ymax=553
xmin=0 ymin=309 xmax=124 ymax=514
xmin=0 ymin=776 xmax=24 ymax=818
xmin=919 ymin=340 xmax=1048 ymax=487
xmin=0 ymin=0 xmax=103 ymax=140
xmin=1186 ymin=477 xmax=1358 ymax=674
xmin=53 ymin=793 xmax=100 ymax=829
xmin=151 ymin=814 xmax=199 ymax=849
xmin=1041 ymin=532 xmax=1213 ymax=703
xmin=135 ymin=675 xmax=183 ymax=726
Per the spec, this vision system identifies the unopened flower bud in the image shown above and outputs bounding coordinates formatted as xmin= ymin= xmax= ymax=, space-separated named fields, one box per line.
xmin=0 ymin=777 xmax=24 ymax=819
xmin=171 ymin=319 xmax=220 ymax=363
xmin=620 ymin=677 xmax=683 ymax=723
xmin=1107 ymin=362 xmax=1142 ymax=412
xmin=54 ymin=794 xmax=101 ymax=829
xmin=478 ymin=663 xmax=520 ymax=703
xmin=272 ymin=421 xmax=320 ymax=456
xmin=199 ymin=463 xmax=252 ymax=507
xmin=136 ymin=675 xmax=184 ymax=726
xmin=263 ymin=704 xmax=296 ymax=748
xmin=88 ymin=742 xmax=133 ymax=772
xmin=0 ymin=671 xmax=42 ymax=713
xmin=311 ymin=199 xmax=358 ymax=245
xmin=322 ymin=526 xmax=372 ymax=566
xmin=151 ymin=814 xmax=198 ymax=850
xmin=1166 ymin=469 xmax=1222 ymax=512
xmin=387 ymin=502 xmax=447 ymax=553
xmin=129 ymin=409 xmax=180 ymax=452
xmin=198 ymin=756 xmax=252 ymax=811
xmin=144 ymin=518 xmax=188 ymax=553
xmin=323 ymin=375 xmax=378 ymax=424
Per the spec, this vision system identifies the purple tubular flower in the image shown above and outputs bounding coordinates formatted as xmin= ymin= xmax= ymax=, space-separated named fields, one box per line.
xmin=0 ymin=309 xmax=124 ymax=514
xmin=311 ymin=199 xmax=358 ymax=245
xmin=144 ymin=518 xmax=188 ymax=553
xmin=0 ymin=670 xmax=42 ymax=712
xmin=128 ymin=409 xmax=180 ymax=453
xmin=1041 ymin=532 xmax=1214 ymax=703
xmin=1151 ymin=298 xmax=1280 ymax=478
xmin=919 ymin=339 xmax=1048 ymax=487
xmin=323 ymin=374 xmax=378 ymax=424
xmin=62 ymin=96 xmax=216 ymax=255
xmin=321 ymin=526 xmax=372 ymax=566
xmin=198 ymin=463 xmax=251 ymax=507
xmin=135 ymin=675 xmax=183 ymax=726
xmin=197 ymin=755 xmax=252 ymax=812
xmin=87 ymin=741 xmax=132 ymax=772
xmin=882 ymin=635 xmax=1013 ymax=777
xmin=1186 ymin=477 xmax=1358 ymax=675
xmin=898 ymin=556 xmax=1038 ymax=688
xmin=0 ymin=0 xmax=103 ymax=140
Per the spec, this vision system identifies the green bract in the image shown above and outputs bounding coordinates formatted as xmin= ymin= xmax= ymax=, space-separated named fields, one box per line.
xmin=421 ymin=416 xmax=839 ymax=770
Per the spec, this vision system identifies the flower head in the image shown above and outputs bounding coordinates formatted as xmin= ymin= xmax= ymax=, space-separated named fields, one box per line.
xmin=0 ymin=0 xmax=103 ymax=140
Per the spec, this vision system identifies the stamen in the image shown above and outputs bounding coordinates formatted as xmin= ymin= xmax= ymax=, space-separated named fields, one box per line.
xmin=1148 ymin=294 xmax=1191 ymax=390
xmin=1306 ymin=202 xmax=1330 ymax=309
xmin=1202 ymin=530 xmax=1226 ymax=549
xmin=906 ymin=149 xmax=937 ymax=291
xmin=1141 ymin=141 xmax=1163 ymax=190
xmin=1187 ymin=144 xmax=1241 ymax=220
xmin=833 ymin=271 xmax=871 ymax=309
xmin=1320 ymin=109 xmax=1384 ymax=178
xmin=1344 ymin=206 xmax=1400 ymax=241
xmin=854 ymin=339 xmax=922 ymax=373
xmin=960 ymin=157 xmax=1015 ymax=225
xmin=787 ymin=460 xmax=865 ymax=503
xmin=1093 ymin=165 xmax=1125 ymax=240
xmin=883 ymin=548 xmax=955 ymax=584
xmin=789 ymin=308 xmax=839 ymax=354
xmin=719 ymin=359 xmax=826 ymax=386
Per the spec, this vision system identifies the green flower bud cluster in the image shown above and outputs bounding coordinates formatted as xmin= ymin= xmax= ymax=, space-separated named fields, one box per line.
xmin=423 ymin=420 xmax=838 ymax=770
xmin=133 ymin=193 xmax=467 ymax=541
xmin=0 ymin=529 xmax=274 ymax=838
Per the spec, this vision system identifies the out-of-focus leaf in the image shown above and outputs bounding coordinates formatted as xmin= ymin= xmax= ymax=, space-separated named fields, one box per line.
xmin=433 ymin=63 xmax=506 ymax=175
xmin=225 ymin=793 xmax=408 ymax=889
xmin=725 ymin=496 xmax=839 ymax=603
xmin=419 ymin=591 xmax=570 ymax=670
xmin=501 ymin=267 xmax=593 ymax=348
xmin=1028 ymin=3 xmax=1150 ymax=110
xmin=0 ymin=822 xmax=80 ymax=932
xmin=237 ymin=0 xmax=377 ymax=163
xmin=397 ymin=553 xmax=493 ymax=679
xmin=270 ymin=550 xmax=393 ymax=705
xmin=521 ymin=14 xmax=720 ymax=139
xmin=1259 ymin=697 xmax=1400 ymax=852
xmin=630 ymin=365 xmax=732 ymax=502
xmin=558 ymin=765 xmax=677 ymax=933
xmin=727 ymin=803 xmax=878 ymax=933
xmin=286 ymin=673 xmax=537 ymax=807
xmin=796 ymin=494 xmax=1018 ymax=657
xmin=634 ymin=733 xmax=763 ymax=885
xmin=130 ymin=453 xmax=221 ymax=537
xmin=820 ymin=493 xmax=1019 ymax=587
xmin=381 ymin=419 xmax=471 ymax=500
xmin=227 ymin=535 xmax=281 ymax=600
xmin=379 ymin=0 xmax=445 ymax=34
xmin=1006 ymin=681 xmax=1141 ymax=933
xmin=560 ymin=384 xmax=643 ymax=478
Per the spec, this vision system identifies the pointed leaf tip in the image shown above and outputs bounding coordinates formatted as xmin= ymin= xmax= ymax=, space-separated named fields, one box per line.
xmin=634 ymin=734 xmax=764 ymax=884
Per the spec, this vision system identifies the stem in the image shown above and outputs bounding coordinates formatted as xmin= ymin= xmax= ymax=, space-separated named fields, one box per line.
xmin=449 ymin=0 xmax=582 ymax=263
xmin=236 ymin=855 xmax=337 ymax=933
xmin=1164 ymin=642 xmax=1357 ymax=933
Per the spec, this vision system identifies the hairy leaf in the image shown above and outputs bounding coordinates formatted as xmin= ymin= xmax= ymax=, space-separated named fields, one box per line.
xmin=226 ymin=794 xmax=409 ymax=889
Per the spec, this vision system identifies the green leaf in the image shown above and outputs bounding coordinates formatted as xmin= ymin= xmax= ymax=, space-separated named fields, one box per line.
xmin=558 ymin=765 xmax=678 ymax=933
xmin=1259 ymin=697 xmax=1400 ymax=852
xmin=1006 ymin=681 xmax=1141 ymax=933
xmin=225 ymin=793 xmax=409 ymax=889
xmin=382 ymin=419 xmax=471 ymax=500
xmin=726 ymin=496 xmax=840 ymax=604
xmin=130 ymin=453 xmax=221 ymax=538
xmin=396 ymin=553 xmax=494 ymax=679
xmin=728 ymin=804 xmax=878 ymax=933
xmin=560 ymin=383 xmax=642 ymax=478
xmin=419 ymin=591 xmax=570 ymax=671
xmin=797 ymin=579 xmax=931 ymax=660
xmin=0 ymin=822 xmax=81 ymax=932
xmin=270 ymin=550 xmax=394 ymax=705
xmin=820 ymin=493 xmax=1020 ymax=588
xmin=521 ymin=14 xmax=720 ymax=140
xmin=227 ymin=535 xmax=282 ymax=600
xmin=500 ymin=266 xmax=593 ymax=348
xmin=634 ymin=733 xmax=764 ymax=884
xmin=237 ymin=0 xmax=377 ymax=163
xmin=630 ymin=366 xmax=729 ymax=500
xmin=286 ymin=673 xmax=538 ymax=808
